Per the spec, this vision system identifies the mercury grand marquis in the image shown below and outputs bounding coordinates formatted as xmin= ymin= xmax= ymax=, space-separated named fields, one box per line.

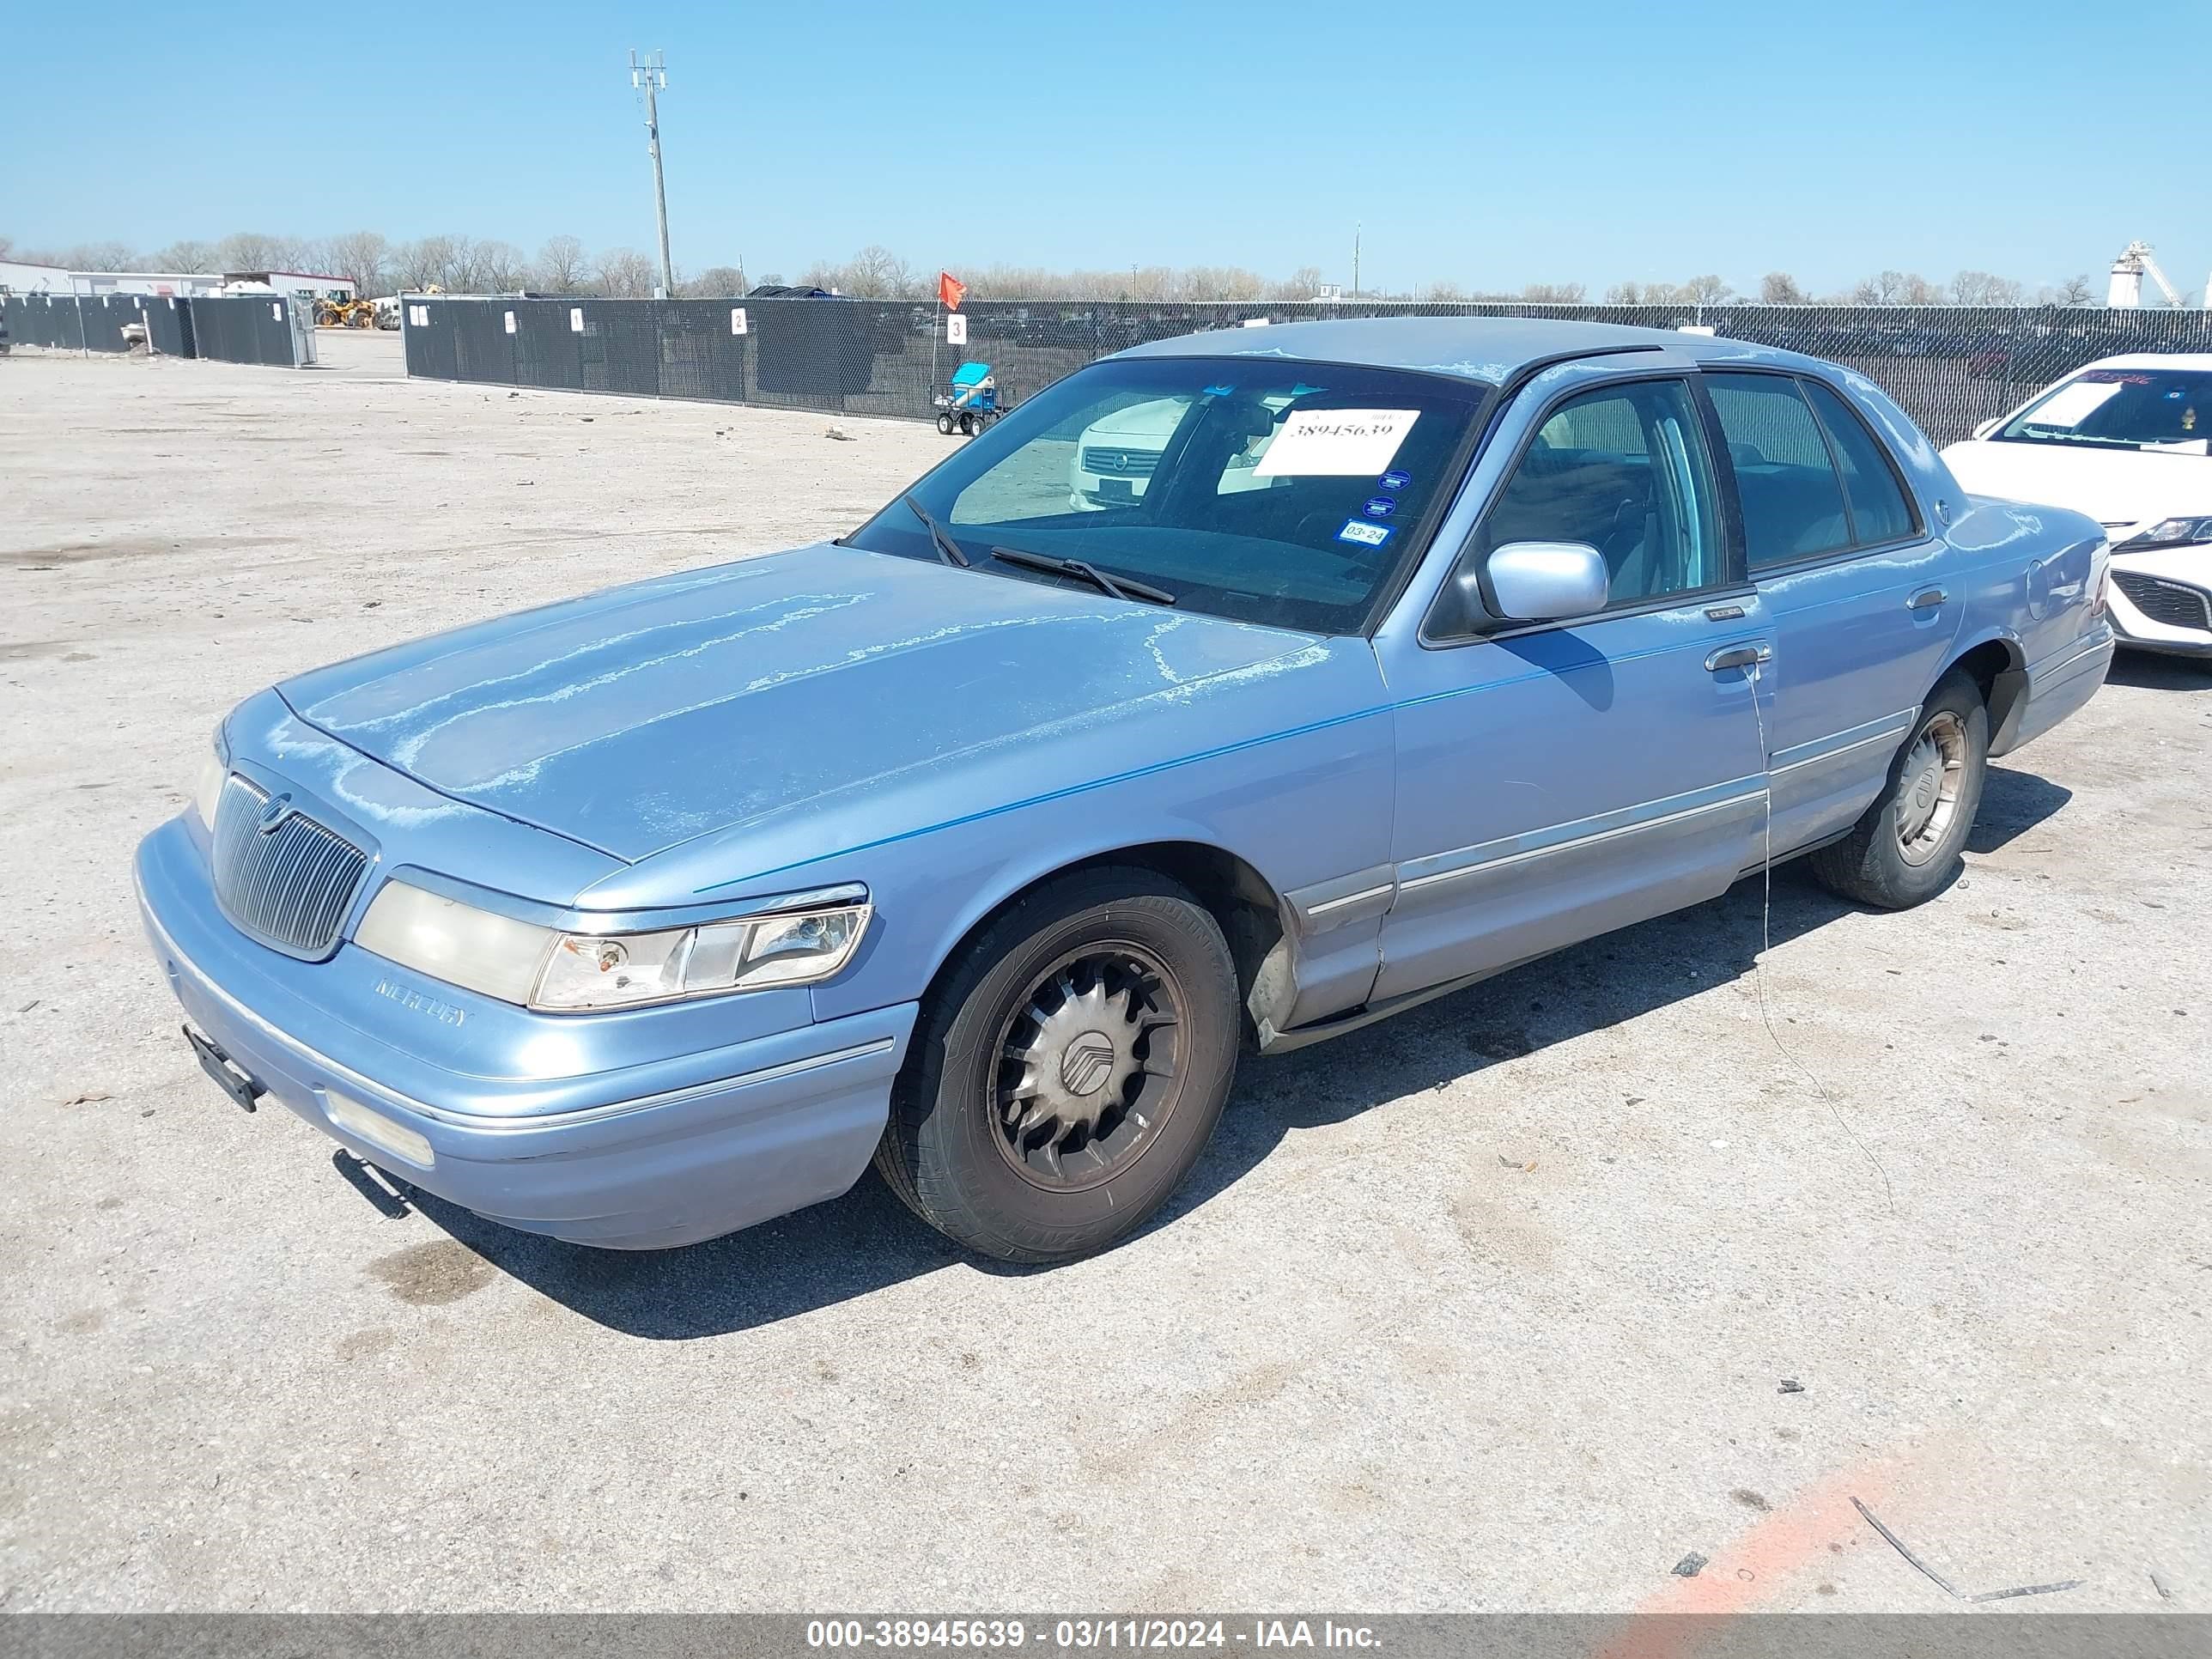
xmin=137 ymin=318 xmax=2115 ymax=1262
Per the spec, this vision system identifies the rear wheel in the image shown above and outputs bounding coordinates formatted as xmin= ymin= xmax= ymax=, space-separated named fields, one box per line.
xmin=936 ymin=411 xmax=955 ymax=434
xmin=1809 ymin=672 xmax=1988 ymax=909
xmin=958 ymin=410 xmax=978 ymax=436
xmin=874 ymin=867 xmax=1240 ymax=1263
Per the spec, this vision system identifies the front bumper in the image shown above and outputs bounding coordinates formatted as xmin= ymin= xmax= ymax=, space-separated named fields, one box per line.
xmin=2109 ymin=555 xmax=2212 ymax=658
xmin=135 ymin=818 xmax=915 ymax=1249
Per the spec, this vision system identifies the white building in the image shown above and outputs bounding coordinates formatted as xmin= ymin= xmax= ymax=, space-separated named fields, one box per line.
xmin=218 ymin=270 xmax=356 ymax=300
xmin=0 ymin=258 xmax=73 ymax=295
xmin=0 ymin=262 xmax=353 ymax=299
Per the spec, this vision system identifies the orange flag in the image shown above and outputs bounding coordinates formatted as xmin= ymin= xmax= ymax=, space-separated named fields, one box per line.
xmin=938 ymin=270 xmax=967 ymax=311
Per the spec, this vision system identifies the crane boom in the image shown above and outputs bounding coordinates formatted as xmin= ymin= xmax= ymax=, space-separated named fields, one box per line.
xmin=2108 ymin=240 xmax=2186 ymax=307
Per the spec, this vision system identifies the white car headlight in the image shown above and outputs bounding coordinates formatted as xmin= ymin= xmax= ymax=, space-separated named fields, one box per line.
xmin=191 ymin=732 xmax=229 ymax=829
xmin=354 ymin=878 xmax=871 ymax=1012
xmin=2119 ymin=516 xmax=2212 ymax=551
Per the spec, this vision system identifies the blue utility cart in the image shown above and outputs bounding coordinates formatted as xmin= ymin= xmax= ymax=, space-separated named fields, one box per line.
xmin=933 ymin=362 xmax=1007 ymax=435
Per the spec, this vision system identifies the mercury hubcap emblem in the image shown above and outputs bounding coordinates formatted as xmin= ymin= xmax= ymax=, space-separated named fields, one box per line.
xmin=1060 ymin=1031 xmax=1117 ymax=1097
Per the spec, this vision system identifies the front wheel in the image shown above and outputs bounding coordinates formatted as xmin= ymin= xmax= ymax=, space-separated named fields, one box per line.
xmin=874 ymin=867 xmax=1240 ymax=1263
xmin=1808 ymin=672 xmax=1989 ymax=909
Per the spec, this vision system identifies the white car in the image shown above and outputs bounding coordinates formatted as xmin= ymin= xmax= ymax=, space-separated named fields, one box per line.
xmin=1067 ymin=395 xmax=1287 ymax=512
xmin=1942 ymin=354 xmax=2212 ymax=659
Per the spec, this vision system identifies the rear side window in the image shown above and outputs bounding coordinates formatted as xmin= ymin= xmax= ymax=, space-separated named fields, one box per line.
xmin=1802 ymin=379 xmax=1917 ymax=545
xmin=1705 ymin=374 xmax=1850 ymax=567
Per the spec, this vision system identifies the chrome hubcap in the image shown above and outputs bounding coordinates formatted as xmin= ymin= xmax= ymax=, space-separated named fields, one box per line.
xmin=994 ymin=946 xmax=1182 ymax=1192
xmin=1894 ymin=710 xmax=1966 ymax=865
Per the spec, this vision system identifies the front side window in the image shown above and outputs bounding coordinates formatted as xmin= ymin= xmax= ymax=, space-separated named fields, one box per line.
xmin=848 ymin=356 xmax=1489 ymax=633
xmin=1473 ymin=378 xmax=1722 ymax=606
xmin=1705 ymin=373 xmax=1852 ymax=568
xmin=1997 ymin=366 xmax=2212 ymax=454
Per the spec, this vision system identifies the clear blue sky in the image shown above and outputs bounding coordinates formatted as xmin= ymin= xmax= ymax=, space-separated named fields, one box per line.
xmin=5 ymin=0 xmax=2204 ymax=299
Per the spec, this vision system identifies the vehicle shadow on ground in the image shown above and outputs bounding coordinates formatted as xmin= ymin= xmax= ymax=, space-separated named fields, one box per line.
xmin=409 ymin=763 xmax=2075 ymax=1340
xmin=2106 ymin=653 xmax=2212 ymax=693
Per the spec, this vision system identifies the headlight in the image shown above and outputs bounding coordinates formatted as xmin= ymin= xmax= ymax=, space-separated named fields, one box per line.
xmin=2118 ymin=515 xmax=2212 ymax=551
xmin=353 ymin=879 xmax=871 ymax=1012
xmin=191 ymin=731 xmax=229 ymax=829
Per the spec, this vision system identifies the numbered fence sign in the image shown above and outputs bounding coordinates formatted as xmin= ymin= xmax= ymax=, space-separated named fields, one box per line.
xmin=946 ymin=313 xmax=967 ymax=345
xmin=504 ymin=311 xmax=516 ymax=334
xmin=569 ymin=307 xmax=585 ymax=332
xmin=730 ymin=307 xmax=748 ymax=336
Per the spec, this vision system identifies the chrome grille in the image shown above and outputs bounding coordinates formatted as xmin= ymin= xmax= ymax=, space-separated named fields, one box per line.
xmin=1080 ymin=446 xmax=1159 ymax=478
xmin=2113 ymin=570 xmax=2212 ymax=634
xmin=210 ymin=775 xmax=369 ymax=956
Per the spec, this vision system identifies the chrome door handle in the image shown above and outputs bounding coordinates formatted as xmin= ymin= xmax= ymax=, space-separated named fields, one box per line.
xmin=1705 ymin=641 xmax=1772 ymax=673
xmin=1906 ymin=586 xmax=1948 ymax=611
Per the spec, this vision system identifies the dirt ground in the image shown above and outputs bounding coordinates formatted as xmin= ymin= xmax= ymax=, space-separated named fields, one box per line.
xmin=2 ymin=329 xmax=2207 ymax=1613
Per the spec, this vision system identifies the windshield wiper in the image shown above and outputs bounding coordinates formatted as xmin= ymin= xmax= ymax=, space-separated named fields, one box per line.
xmin=988 ymin=545 xmax=1176 ymax=606
xmin=904 ymin=494 xmax=969 ymax=567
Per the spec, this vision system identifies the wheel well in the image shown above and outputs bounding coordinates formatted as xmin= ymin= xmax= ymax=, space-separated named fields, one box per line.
xmin=929 ymin=842 xmax=1286 ymax=1034
xmin=1944 ymin=638 xmax=2027 ymax=738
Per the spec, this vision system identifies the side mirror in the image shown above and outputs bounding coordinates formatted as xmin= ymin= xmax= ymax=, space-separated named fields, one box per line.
xmin=1486 ymin=541 xmax=1609 ymax=621
xmin=1972 ymin=416 xmax=2002 ymax=441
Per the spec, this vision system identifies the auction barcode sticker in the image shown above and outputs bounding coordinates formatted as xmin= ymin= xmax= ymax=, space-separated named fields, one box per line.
xmin=1254 ymin=409 xmax=1419 ymax=477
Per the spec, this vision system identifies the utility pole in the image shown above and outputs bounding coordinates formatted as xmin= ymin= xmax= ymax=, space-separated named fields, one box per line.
xmin=630 ymin=50 xmax=674 ymax=298
xmin=1352 ymin=222 xmax=1361 ymax=298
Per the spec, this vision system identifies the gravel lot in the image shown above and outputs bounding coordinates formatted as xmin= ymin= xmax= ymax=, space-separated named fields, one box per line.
xmin=3 ymin=331 xmax=2207 ymax=1614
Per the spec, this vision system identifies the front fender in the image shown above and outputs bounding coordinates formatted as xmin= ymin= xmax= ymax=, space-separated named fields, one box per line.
xmin=805 ymin=699 xmax=1398 ymax=1024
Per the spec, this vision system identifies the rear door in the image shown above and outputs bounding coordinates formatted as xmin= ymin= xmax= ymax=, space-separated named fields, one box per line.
xmin=1376 ymin=374 xmax=1771 ymax=1001
xmin=1703 ymin=371 xmax=1959 ymax=856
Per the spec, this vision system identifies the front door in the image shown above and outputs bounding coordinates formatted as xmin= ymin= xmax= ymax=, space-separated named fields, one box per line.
xmin=1376 ymin=374 xmax=1771 ymax=1001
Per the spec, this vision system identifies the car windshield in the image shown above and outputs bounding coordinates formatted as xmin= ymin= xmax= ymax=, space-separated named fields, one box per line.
xmin=1996 ymin=366 xmax=2212 ymax=454
xmin=846 ymin=355 xmax=1489 ymax=632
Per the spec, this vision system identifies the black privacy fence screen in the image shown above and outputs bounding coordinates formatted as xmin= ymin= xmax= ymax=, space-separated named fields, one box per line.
xmin=401 ymin=295 xmax=2212 ymax=447
xmin=0 ymin=292 xmax=307 ymax=366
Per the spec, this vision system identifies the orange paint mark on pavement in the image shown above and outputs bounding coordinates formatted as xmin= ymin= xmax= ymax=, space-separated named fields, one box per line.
xmin=1589 ymin=1458 xmax=1897 ymax=1659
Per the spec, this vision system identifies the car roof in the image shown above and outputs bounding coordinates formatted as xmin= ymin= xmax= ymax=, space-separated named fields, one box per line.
xmin=1109 ymin=315 xmax=1819 ymax=386
xmin=2080 ymin=352 xmax=2212 ymax=372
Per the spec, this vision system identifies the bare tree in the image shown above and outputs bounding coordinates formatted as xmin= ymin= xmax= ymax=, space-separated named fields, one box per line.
xmin=532 ymin=235 xmax=587 ymax=294
xmin=1519 ymin=282 xmax=1588 ymax=303
xmin=215 ymin=231 xmax=290 ymax=272
xmin=322 ymin=231 xmax=388 ymax=292
xmin=1758 ymin=270 xmax=1808 ymax=304
xmin=842 ymin=244 xmax=914 ymax=298
xmin=476 ymin=240 xmax=527 ymax=291
xmin=149 ymin=240 xmax=216 ymax=274
xmin=1949 ymin=269 xmax=2023 ymax=306
xmin=593 ymin=247 xmax=656 ymax=297
xmin=1603 ymin=281 xmax=1644 ymax=305
xmin=390 ymin=235 xmax=454 ymax=291
xmin=683 ymin=264 xmax=748 ymax=296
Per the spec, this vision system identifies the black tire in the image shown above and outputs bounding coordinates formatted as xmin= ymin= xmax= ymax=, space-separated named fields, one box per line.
xmin=936 ymin=411 xmax=955 ymax=434
xmin=958 ymin=410 xmax=978 ymax=436
xmin=874 ymin=866 xmax=1240 ymax=1263
xmin=1809 ymin=671 xmax=1989 ymax=909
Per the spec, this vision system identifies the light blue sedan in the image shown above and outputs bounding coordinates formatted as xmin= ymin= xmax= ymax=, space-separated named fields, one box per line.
xmin=137 ymin=319 xmax=2115 ymax=1262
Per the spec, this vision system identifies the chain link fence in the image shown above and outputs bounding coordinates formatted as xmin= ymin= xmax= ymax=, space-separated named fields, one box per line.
xmin=398 ymin=295 xmax=2207 ymax=446
xmin=0 ymin=291 xmax=310 ymax=365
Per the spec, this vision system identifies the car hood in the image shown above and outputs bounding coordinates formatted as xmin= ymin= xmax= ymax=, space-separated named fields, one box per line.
xmin=1941 ymin=439 xmax=2212 ymax=540
xmin=281 ymin=544 xmax=1321 ymax=863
